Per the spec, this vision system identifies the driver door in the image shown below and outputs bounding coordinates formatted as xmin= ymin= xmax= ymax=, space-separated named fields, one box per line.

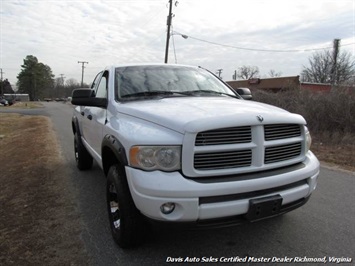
xmin=81 ymin=71 xmax=107 ymax=158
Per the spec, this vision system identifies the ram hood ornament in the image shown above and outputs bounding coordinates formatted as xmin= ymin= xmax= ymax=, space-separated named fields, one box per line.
xmin=257 ymin=115 xmax=264 ymax=122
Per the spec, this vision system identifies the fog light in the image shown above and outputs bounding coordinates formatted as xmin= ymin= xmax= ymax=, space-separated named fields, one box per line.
xmin=160 ymin=202 xmax=175 ymax=214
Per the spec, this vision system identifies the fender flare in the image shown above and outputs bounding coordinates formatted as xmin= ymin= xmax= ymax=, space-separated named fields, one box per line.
xmin=101 ymin=135 xmax=128 ymax=176
xmin=72 ymin=115 xmax=82 ymax=136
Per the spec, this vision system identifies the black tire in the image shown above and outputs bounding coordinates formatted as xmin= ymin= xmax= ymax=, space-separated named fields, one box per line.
xmin=106 ymin=164 xmax=145 ymax=248
xmin=74 ymin=133 xmax=93 ymax=170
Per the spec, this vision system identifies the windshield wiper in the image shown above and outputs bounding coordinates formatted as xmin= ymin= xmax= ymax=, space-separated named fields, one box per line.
xmin=180 ymin=90 xmax=240 ymax=99
xmin=121 ymin=91 xmax=173 ymax=99
xmin=120 ymin=90 xmax=240 ymax=100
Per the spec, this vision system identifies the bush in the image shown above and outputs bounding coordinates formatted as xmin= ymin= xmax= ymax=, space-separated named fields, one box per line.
xmin=252 ymin=88 xmax=355 ymax=136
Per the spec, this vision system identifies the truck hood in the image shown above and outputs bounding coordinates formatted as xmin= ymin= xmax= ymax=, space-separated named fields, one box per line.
xmin=117 ymin=97 xmax=306 ymax=133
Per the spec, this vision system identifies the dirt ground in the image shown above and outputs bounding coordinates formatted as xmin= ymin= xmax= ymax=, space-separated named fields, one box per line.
xmin=312 ymin=135 xmax=355 ymax=172
xmin=0 ymin=113 xmax=90 ymax=265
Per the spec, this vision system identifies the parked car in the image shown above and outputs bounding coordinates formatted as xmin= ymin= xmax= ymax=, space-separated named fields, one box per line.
xmin=4 ymin=98 xmax=15 ymax=106
xmin=0 ymin=98 xmax=9 ymax=106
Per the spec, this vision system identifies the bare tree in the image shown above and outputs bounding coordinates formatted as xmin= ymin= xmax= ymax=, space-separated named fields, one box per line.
xmin=54 ymin=77 xmax=64 ymax=87
xmin=301 ymin=50 xmax=355 ymax=84
xmin=268 ymin=69 xmax=282 ymax=77
xmin=237 ymin=66 xmax=260 ymax=80
xmin=335 ymin=51 xmax=355 ymax=84
xmin=66 ymin=78 xmax=79 ymax=87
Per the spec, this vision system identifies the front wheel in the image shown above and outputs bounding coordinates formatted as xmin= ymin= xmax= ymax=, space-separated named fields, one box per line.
xmin=106 ymin=164 xmax=145 ymax=248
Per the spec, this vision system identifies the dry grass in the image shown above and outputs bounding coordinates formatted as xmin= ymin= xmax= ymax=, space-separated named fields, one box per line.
xmin=0 ymin=113 xmax=90 ymax=265
xmin=311 ymin=132 xmax=355 ymax=172
xmin=7 ymin=102 xmax=44 ymax=109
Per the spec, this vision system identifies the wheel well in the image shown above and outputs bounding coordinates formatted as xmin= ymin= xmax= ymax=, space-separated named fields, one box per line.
xmin=102 ymin=146 xmax=120 ymax=176
xmin=72 ymin=121 xmax=76 ymax=135
xmin=72 ymin=116 xmax=81 ymax=136
xmin=101 ymin=135 xmax=128 ymax=177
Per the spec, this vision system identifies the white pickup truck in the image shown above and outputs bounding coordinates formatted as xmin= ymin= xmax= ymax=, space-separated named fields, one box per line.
xmin=71 ymin=64 xmax=320 ymax=248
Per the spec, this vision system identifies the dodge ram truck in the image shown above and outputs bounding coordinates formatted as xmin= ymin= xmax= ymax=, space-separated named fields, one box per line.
xmin=71 ymin=64 xmax=320 ymax=248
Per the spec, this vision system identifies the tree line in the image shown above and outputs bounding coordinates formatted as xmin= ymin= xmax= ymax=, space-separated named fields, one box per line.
xmin=15 ymin=55 xmax=88 ymax=101
xmin=9 ymin=47 xmax=355 ymax=101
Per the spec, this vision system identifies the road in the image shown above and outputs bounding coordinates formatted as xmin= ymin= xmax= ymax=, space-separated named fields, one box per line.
xmin=3 ymin=102 xmax=355 ymax=265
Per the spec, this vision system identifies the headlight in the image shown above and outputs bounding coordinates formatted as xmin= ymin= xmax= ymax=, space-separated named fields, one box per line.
xmin=305 ymin=126 xmax=312 ymax=153
xmin=129 ymin=146 xmax=181 ymax=171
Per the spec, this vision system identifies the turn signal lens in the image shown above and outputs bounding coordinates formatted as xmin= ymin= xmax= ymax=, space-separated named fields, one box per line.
xmin=305 ymin=126 xmax=312 ymax=153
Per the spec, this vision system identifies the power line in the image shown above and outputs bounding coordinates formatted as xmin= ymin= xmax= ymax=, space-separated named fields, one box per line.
xmin=173 ymin=31 xmax=355 ymax=53
xmin=171 ymin=25 xmax=178 ymax=63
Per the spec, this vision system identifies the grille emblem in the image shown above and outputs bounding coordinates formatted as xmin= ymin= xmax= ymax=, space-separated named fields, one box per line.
xmin=257 ymin=115 xmax=264 ymax=122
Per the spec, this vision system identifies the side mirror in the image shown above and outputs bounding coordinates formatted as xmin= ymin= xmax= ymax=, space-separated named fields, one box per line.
xmin=236 ymin=88 xmax=252 ymax=100
xmin=71 ymin=89 xmax=107 ymax=108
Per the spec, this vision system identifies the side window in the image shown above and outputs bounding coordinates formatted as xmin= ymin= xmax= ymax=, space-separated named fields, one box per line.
xmin=91 ymin=72 xmax=103 ymax=90
xmin=96 ymin=72 xmax=108 ymax=98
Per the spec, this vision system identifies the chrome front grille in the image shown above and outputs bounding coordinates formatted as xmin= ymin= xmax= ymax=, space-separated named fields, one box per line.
xmin=195 ymin=126 xmax=251 ymax=146
xmin=264 ymin=124 xmax=301 ymax=140
xmin=265 ymin=142 xmax=302 ymax=164
xmin=192 ymin=124 xmax=304 ymax=172
xmin=194 ymin=150 xmax=252 ymax=170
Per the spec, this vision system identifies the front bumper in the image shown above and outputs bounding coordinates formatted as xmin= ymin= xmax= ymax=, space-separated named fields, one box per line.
xmin=125 ymin=151 xmax=319 ymax=223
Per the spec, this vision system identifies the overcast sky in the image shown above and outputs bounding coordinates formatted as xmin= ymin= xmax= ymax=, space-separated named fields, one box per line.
xmin=1 ymin=0 xmax=354 ymax=88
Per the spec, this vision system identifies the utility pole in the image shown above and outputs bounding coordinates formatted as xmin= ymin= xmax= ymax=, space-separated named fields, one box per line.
xmin=232 ymin=70 xmax=237 ymax=80
xmin=0 ymin=68 xmax=4 ymax=96
xmin=331 ymin=38 xmax=340 ymax=85
xmin=60 ymin=74 xmax=65 ymax=86
xmin=58 ymin=74 xmax=65 ymax=99
xmin=78 ymin=61 xmax=89 ymax=87
xmin=216 ymin=69 xmax=223 ymax=79
xmin=164 ymin=0 xmax=173 ymax=63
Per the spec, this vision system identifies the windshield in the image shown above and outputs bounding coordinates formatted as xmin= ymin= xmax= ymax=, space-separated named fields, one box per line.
xmin=115 ymin=65 xmax=238 ymax=100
